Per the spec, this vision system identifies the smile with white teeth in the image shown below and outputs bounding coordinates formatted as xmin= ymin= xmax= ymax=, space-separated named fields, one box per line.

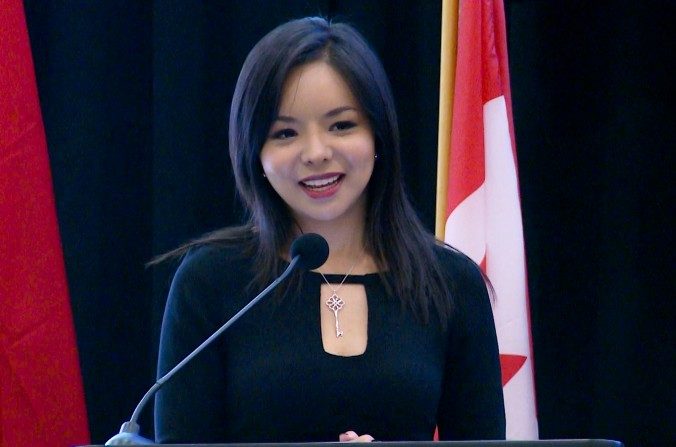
xmin=300 ymin=174 xmax=342 ymax=190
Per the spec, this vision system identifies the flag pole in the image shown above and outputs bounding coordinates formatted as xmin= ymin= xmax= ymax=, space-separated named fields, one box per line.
xmin=435 ymin=0 xmax=459 ymax=239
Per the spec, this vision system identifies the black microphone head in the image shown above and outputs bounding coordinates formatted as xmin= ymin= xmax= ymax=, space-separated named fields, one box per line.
xmin=289 ymin=233 xmax=329 ymax=271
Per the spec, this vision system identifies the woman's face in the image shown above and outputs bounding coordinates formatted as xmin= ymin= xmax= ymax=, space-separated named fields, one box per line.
xmin=260 ymin=61 xmax=375 ymax=230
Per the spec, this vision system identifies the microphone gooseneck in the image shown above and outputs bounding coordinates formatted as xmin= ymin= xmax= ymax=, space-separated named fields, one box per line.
xmin=105 ymin=233 xmax=329 ymax=445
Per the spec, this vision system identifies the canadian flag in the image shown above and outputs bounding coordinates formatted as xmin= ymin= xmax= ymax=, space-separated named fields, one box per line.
xmin=436 ymin=0 xmax=538 ymax=439
xmin=0 ymin=1 xmax=90 ymax=445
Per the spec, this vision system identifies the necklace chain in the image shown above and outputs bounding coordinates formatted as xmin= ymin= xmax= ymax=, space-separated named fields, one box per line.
xmin=320 ymin=253 xmax=363 ymax=338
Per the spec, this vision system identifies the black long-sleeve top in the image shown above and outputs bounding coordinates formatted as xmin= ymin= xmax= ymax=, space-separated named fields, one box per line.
xmin=154 ymin=242 xmax=505 ymax=443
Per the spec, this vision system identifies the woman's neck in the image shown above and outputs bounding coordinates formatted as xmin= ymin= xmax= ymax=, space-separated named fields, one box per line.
xmin=290 ymin=214 xmax=373 ymax=274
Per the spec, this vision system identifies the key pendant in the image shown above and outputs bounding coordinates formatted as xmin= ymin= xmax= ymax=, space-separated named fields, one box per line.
xmin=326 ymin=293 xmax=345 ymax=338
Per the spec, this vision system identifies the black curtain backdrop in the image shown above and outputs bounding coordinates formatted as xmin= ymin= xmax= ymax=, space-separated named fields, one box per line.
xmin=23 ymin=1 xmax=673 ymax=446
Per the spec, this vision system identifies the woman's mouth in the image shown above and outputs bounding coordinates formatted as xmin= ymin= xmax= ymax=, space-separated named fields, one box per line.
xmin=299 ymin=174 xmax=344 ymax=198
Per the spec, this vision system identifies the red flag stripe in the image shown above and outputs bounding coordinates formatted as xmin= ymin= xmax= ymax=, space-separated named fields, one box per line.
xmin=0 ymin=1 xmax=90 ymax=445
xmin=446 ymin=0 xmax=484 ymax=215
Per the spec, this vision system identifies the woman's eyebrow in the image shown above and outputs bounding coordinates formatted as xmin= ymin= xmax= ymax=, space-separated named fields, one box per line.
xmin=273 ymin=115 xmax=297 ymax=123
xmin=325 ymin=106 xmax=357 ymax=118
xmin=274 ymin=106 xmax=357 ymax=123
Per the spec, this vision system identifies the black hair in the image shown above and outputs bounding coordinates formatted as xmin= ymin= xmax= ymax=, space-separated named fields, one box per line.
xmin=158 ymin=17 xmax=453 ymax=324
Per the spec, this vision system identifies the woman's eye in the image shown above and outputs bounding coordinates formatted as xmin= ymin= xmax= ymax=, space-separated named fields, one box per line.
xmin=271 ymin=128 xmax=297 ymax=140
xmin=330 ymin=121 xmax=356 ymax=132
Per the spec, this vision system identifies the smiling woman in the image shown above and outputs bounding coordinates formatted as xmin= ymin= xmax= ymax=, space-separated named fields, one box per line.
xmin=260 ymin=61 xmax=375 ymax=232
xmin=153 ymin=16 xmax=505 ymax=443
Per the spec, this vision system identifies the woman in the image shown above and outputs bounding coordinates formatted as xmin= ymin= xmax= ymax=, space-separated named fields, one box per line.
xmin=154 ymin=17 xmax=505 ymax=443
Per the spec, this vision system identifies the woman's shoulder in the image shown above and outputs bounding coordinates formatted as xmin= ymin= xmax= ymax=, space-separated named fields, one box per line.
xmin=432 ymin=242 xmax=483 ymax=280
xmin=171 ymin=236 xmax=255 ymax=295
xmin=431 ymin=242 xmax=491 ymax=312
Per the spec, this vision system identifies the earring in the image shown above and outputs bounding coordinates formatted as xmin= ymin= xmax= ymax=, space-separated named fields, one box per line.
xmin=374 ymin=153 xmax=379 ymax=160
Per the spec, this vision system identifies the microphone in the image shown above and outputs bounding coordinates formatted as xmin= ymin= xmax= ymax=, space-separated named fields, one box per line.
xmin=105 ymin=233 xmax=329 ymax=445
xmin=290 ymin=232 xmax=329 ymax=270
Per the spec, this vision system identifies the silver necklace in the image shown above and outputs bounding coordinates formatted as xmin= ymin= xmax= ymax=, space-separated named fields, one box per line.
xmin=320 ymin=256 xmax=362 ymax=338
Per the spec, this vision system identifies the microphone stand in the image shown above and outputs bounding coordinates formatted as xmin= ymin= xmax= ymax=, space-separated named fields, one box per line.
xmin=105 ymin=256 xmax=301 ymax=445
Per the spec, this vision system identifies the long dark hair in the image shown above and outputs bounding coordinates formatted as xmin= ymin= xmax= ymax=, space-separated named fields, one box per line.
xmin=159 ymin=17 xmax=453 ymax=324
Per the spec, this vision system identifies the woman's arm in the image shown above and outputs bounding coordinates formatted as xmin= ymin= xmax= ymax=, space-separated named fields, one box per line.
xmin=437 ymin=254 xmax=506 ymax=440
xmin=154 ymin=248 xmax=230 ymax=443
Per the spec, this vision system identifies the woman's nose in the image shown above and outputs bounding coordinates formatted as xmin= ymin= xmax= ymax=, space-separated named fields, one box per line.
xmin=300 ymin=130 xmax=332 ymax=165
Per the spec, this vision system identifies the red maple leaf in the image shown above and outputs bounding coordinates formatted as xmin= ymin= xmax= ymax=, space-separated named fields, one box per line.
xmin=500 ymin=354 xmax=527 ymax=386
